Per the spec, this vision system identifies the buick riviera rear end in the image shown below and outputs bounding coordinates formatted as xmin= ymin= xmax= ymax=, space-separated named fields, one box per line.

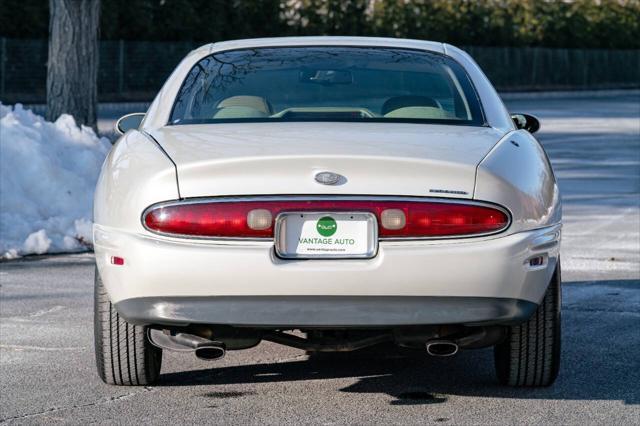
xmin=93 ymin=37 xmax=561 ymax=387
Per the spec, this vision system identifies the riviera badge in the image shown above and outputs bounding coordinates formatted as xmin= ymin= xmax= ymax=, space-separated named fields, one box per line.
xmin=314 ymin=171 xmax=342 ymax=185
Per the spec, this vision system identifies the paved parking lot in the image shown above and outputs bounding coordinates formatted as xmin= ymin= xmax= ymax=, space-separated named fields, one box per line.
xmin=1 ymin=94 xmax=639 ymax=424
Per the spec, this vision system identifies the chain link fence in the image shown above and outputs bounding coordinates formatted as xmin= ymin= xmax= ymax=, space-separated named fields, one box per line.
xmin=1 ymin=38 xmax=638 ymax=104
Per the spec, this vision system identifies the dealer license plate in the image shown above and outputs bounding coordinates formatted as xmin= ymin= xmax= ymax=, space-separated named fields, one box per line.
xmin=274 ymin=212 xmax=378 ymax=259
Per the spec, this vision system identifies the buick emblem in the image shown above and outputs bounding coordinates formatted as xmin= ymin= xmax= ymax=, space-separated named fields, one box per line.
xmin=314 ymin=171 xmax=342 ymax=185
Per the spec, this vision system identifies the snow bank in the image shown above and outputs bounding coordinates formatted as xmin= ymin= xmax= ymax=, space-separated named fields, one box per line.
xmin=0 ymin=104 xmax=111 ymax=258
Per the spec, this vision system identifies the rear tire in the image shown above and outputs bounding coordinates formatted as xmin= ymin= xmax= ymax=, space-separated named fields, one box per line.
xmin=94 ymin=267 xmax=162 ymax=385
xmin=494 ymin=261 xmax=561 ymax=387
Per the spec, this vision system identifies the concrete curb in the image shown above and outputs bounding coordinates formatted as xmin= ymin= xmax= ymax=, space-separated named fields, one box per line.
xmin=98 ymin=102 xmax=151 ymax=113
xmin=22 ymin=102 xmax=151 ymax=116
xmin=18 ymin=89 xmax=640 ymax=114
xmin=499 ymin=89 xmax=640 ymax=100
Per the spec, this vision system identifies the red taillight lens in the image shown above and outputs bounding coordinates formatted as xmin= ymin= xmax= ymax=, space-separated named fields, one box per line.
xmin=143 ymin=199 xmax=509 ymax=238
xmin=144 ymin=202 xmax=269 ymax=238
xmin=398 ymin=203 xmax=508 ymax=237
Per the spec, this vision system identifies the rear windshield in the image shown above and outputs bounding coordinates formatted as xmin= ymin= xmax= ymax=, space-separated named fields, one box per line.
xmin=170 ymin=46 xmax=484 ymax=126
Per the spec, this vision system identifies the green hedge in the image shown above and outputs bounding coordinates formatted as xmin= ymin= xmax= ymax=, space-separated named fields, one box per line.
xmin=2 ymin=0 xmax=639 ymax=48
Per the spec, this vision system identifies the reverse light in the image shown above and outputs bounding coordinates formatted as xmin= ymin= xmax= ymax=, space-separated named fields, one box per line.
xmin=380 ymin=208 xmax=406 ymax=230
xmin=247 ymin=209 xmax=273 ymax=230
xmin=143 ymin=199 xmax=509 ymax=239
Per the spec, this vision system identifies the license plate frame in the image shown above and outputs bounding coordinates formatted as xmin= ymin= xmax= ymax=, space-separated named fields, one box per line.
xmin=274 ymin=211 xmax=378 ymax=259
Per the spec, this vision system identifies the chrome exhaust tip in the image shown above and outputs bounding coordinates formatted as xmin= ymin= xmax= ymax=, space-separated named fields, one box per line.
xmin=194 ymin=344 xmax=226 ymax=361
xmin=426 ymin=341 xmax=459 ymax=357
xmin=148 ymin=329 xmax=226 ymax=361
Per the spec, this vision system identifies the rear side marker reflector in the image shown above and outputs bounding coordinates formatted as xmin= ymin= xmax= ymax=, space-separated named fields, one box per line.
xmin=143 ymin=199 xmax=509 ymax=239
xmin=111 ymin=256 xmax=125 ymax=266
xmin=529 ymin=256 xmax=545 ymax=267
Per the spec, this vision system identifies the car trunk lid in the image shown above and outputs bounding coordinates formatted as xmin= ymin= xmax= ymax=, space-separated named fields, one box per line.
xmin=148 ymin=122 xmax=504 ymax=199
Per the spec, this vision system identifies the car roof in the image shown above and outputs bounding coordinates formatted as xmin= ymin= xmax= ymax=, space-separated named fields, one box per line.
xmin=190 ymin=36 xmax=446 ymax=56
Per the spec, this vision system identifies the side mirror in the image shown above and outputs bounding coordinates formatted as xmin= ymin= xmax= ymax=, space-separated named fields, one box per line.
xmin=511 ymin=113 xmax=540 ymax=133
xmin=115 ymin=113 xmax=145 ymax=135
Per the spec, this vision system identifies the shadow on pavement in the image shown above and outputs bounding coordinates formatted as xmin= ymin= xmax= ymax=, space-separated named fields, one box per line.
xmin=157 ymin=279 xmax=639 ymax=405
xmin=157 ymin=349 xmax=638 ymax=405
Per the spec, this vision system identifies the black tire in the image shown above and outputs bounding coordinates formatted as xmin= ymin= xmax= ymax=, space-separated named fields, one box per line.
xmin=494 ymin=261 xmax=561 ymax=387
xmin=94 ymin=267 xmax=162 ymax=385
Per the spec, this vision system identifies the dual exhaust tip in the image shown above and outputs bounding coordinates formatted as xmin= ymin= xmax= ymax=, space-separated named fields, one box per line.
xmin=194 ymin=344 xmax=226 ymax=361
xmin=148 ymin=329 xmax=226 ymax=361
xmin=198 ymin=341 xmax=458 ymax=359
xmin=425 ymin=340 xmax=459 ymax=357
xmin=150 ymin=329 xmax=459 ymax=360
xmin=197 ymin=340 xmax=458 ymax=359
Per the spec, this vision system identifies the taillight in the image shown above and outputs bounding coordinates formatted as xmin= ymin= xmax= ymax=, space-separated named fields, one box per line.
xmin=143 ymin=199 xmax=509 ymax=238
xmin=383 ymin=203 xmax=508 ymax=237
xmin=144 ymin=202 xmax=271 ymax=238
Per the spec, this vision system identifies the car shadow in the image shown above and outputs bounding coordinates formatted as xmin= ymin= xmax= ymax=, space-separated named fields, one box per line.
xmin=157 ymin=279 xmax=639 ymax=405
xmin=157 ymin=347 xmax=638 ymax=405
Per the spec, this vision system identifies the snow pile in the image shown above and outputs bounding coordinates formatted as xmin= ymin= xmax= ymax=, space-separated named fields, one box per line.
xmin=0 ymin=104 xmax=111 ymax=258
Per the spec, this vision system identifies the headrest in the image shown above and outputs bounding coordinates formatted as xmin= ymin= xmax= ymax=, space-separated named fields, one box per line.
xmin=381 ymin=96 xmax=439 ymax=115
xmin=217 ymin=96 xmax=272 ymax=115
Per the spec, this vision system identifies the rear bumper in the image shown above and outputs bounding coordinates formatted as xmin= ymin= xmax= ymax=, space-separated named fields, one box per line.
xmin=115 ymin=295 xmax=537 ymax=327
xmin=95 ymin=223 xmax=560 ymax=327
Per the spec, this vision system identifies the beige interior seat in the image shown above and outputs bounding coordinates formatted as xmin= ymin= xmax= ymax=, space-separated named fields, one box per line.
xmin=217 ymin=96 xmax=272 ymax=115
xmin=381 ymin=95 xmax=440 ymax=115
xmin=383 ymin=106 xmax=454 ymax=120
xmin=213 ymin=106 xmax=268 ymax=119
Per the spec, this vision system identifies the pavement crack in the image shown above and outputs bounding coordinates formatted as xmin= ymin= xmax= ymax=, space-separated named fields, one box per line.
xmin=0 ymin=387 xmax=156 ymax=423
xmin=0 ymin=344 xmax=85 ymax=352
xmin=27 ymin=305 xmax=66 ymax=318
xmin=2 ymin=306 xmax=66 ymax=322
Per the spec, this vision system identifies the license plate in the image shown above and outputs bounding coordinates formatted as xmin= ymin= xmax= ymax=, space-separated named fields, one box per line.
xmin=275 ymin=212 xmax=378 ymax=259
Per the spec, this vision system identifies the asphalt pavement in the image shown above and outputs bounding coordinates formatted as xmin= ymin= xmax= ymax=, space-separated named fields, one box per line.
xmin=1 ymin=94 xmax=639 ymax=424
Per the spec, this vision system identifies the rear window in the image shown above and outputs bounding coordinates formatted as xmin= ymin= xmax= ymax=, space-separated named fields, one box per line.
xmin=170 ymin=46 xmax=484 ymax=126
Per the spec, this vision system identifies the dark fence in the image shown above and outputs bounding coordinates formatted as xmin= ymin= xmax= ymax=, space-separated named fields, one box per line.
xmin=1 ymin=38 xmax=639 ymax=104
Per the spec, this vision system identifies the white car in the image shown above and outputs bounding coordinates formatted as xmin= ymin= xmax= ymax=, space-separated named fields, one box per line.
xmin=94 ymin=37 xmax=561 ymax=387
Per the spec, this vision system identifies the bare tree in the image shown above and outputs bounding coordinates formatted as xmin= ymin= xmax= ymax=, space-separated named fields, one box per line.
xmin=46 ymin=0 xmax=100 ymax=130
